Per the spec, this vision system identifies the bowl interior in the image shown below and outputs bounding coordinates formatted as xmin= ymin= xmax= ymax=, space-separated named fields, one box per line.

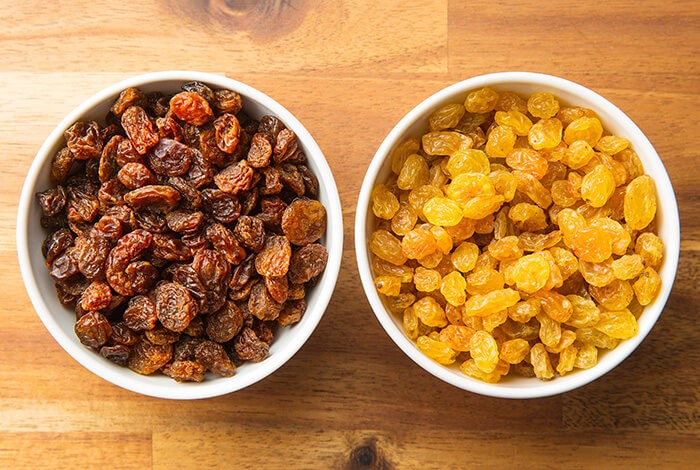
xmin=357 ymin=73 xmax=680 ymax=398
xmin=18 ymin=72 xmax=343 ymax=399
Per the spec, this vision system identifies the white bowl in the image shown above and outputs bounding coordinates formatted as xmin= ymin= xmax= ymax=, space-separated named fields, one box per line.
xmin=355 ymin=72 xmax=680 ymax=399
xmin=17 ymin=71 xmax=343 ymax=399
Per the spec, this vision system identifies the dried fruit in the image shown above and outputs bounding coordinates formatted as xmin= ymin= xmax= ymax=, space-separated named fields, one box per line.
xmin=463 ymin=289 xmax=520 ymax=317
xmin=397 ymin=153 xmax=430 ymax=189
xmin=128 ymin=340 xmax=173 ymax=375
xmin=170 ymin=91 xmax=214 ymax=126
xmin=633 ymin=267 xmax=661 ymax=305
xmin=470 ymin=330 xmax=499 ymax=373
xmin=635 ymin=232 xmax=664 ymax=267
xmin=255 ymin=235 xmax=291 ymax=277
xmin=440 ymin=271 xmax=467 ymax=306
xmin=624 ymin=175 xmax=657 ymax=230
xmin=369 ymin=88 xmax=664 ymax=383
xmin=581 ymin=164 xmax=615 ymax=208
xmin=281 ymin=199 xmax=327 ymax=246
xmin=75 ymin=311 xmax=112 ymax=348
xmin=36 ymin=82 xmax=332 ymax=382
xmin=121 ymin=107 xmax=159 ymax=155
xmin=412 ymin=296 xmax=447 ymax=327
xmin=372 ymin=184 xmax=400 ymax=220
xmin=416 ymin=336 xmax=458 ymax=365
xmin=155 ymin=282 xmax=197 ymax=332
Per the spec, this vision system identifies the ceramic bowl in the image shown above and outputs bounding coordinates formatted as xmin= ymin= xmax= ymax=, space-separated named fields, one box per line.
xmin=17 ymin=71 xmax=343 ymax=399
xmin=355 ymin=72 xmax=679 ymax=398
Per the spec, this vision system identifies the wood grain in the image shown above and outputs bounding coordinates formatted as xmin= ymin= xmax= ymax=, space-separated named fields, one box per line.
xmin=1 ymin=0 xmax=699 ymax=468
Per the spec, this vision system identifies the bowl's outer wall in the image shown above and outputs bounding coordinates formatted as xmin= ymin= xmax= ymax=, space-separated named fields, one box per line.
xmin=18 ymin=72 xmax=344 ymax=399
xmin=355 ymin=72 xmax=680 ymax=398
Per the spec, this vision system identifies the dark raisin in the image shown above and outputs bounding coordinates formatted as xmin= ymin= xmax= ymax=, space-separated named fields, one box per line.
xmin=195 ymin=340 xmax=236 ymax=377
xmin=152 ymin=233 xmax=193 ymax=261
xmin=248 ymin=282 xmax=283 ymax=321
xmin=74 ymin=311 xmax=112 ymax=349
xmin=184 ymin=148 xmax=214 ymax=188
xmin=205 ymin=223 xmax=246 ymax=265
xmin=123 ymin=295 xmax=157 ymax=331
xmin=134 ymin=210 xmax=168 ymax=233
xmin=124 ymin=185 xmax=180 ymax=211
xmin=156 ymin=115 xmax=183 ymax=141
xmin=199 ymin=128 xmax=230 ymax=168
xmin=117 ymin=162 xmax=156 ymax=189
xmin=278 ymin=299 xmax=306 ymax=326
xmin=97 ymin=179 xmax=127 ymax=208
xmin=233 ymin=215 xmax=266 ymax=253
xmin=234 ymin=326 xmax=269 ymax=362
xmin=166 ymin=210 xmax=204 ymax=234
xmin=155 ymin=281 xmax=197 ymax=332
xmin=111 ymin=321 xmax=140 ymax=346
xmin=100 ymin=344 xmax=131 ymax=366
xmin=146 ymin=138 xmax=192 ymax=176
xmin=111 ymin=87 xmax=148 ymax=116
xmin=255 ymin=235 xmax=291 ymax=277
xmin=173 ymin=336 xmax=204 ymax=361
xmin=121 ymin=106 xmax=159 ymax=155
xmin=182 ymin=81 xmax=214 ymax=103
xmin=257 ymin=115 xmax=285 ymax=145
xmin=162 ymin=360 xmax=206 ymax=382
xmin=252 ymin=319 xmax=274 ymax=344
xmin=201 ymin=189 xmax=241 ymax=224
xmin=213 ymin=89 xmax=242 ymax=115
xmin=170 ymin=92 xmax=213 ymax=126
xmin=278 ymin=163 xmax=305 ymax=197
xmin=65 ymin=121 xmax=103 ymax=160
xmin=80 ymin=280 xmax=113 ymax=311
xmin=74 ymin=236 xmax=111 ymax=279
xmin=247 ymin=133 xmax=273 ymax=168
xmin=259 ymin=166 xmax=283 ymax=195
xmin=116 ymin=136 xmax=143 ymax=166
xmin=214 ymin=160 xmax=254 ymax=194
xmin=43 ymin=228 xmax=73 ymax=267
xmin=205 ymin=300 xmax=244 ymax=343
xmin=281 ymin=199 xmax=327 ymax=246
xmin=264 ymin=275 xmax=288 ymax=304
xmin=145 ymin=324 xmax=181 ymax=345
xmin=36 ymin=186 xmax=66 ymax=217
xmin=182 ymin=315 xmax=205 ymax=337
xmin=99 ymin=136 xmax=121 ymax=182
xmin=238 ymin=187 xmax=259 ymax=216
xmin=50 ymin=147 xmax=75 ymax=184
xmin=273 ymin=128 xmax=298 ymax=164
xmin=257 ymin=196 xmax=287 ymax=231
xmin=288 ymin=243 xmax=329 ymax=284
xmin=172 ymin=265 xmax=207 ymax=311
xmin=127 ymin=340 xmax=172 ymax=375
xmin=50 ymin=249 xmax=79 ymax=281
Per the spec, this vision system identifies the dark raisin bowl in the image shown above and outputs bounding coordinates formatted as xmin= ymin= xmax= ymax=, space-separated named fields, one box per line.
xmin=17 ymin=72 xmax=343 ymax=399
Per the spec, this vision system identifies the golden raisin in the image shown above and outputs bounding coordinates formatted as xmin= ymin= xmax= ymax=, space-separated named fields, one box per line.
xmin=527 ymin=92 xmax=560 ymax=119
xmin=416 ymin=335 xmax=458 ymax=364
xmin=624 ymin=175 xmax=657 ymax=230
xmin=413 ymin=296 xmax=448 ymax=327
xmin=632 ymin=267 xmax=661 ymax=305
xmin=464 ymin=87 xmax=499 ymax=113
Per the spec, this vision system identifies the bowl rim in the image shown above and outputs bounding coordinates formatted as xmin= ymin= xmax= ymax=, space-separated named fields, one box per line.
xmin=17 ymin=70 xmax=344 ymax=399
xmin=355 ymin=71 xmax=680 ymax=399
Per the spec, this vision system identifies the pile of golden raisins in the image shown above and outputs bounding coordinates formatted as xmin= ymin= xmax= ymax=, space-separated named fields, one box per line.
xmin=369 ymin=87 xmax=663 ymax=382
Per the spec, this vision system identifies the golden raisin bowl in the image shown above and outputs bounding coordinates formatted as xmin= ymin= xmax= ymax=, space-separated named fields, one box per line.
xmin=17 ymin=71 xmax=343 ymax=399
xmin=355 ymin=72 xmax=679 ymax=398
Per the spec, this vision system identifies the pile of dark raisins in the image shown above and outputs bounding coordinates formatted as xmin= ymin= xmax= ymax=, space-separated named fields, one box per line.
xmin=36 ymin=81 xmax=329 ymax=382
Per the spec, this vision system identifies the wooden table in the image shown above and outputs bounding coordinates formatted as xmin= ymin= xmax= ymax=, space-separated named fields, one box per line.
xmin=1 ymin=1 xmax=698 ymax=468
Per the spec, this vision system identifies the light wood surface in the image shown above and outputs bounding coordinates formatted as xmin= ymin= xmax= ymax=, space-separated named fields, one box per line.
xmin=1 ymin=1 xmax=699 ymax=468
